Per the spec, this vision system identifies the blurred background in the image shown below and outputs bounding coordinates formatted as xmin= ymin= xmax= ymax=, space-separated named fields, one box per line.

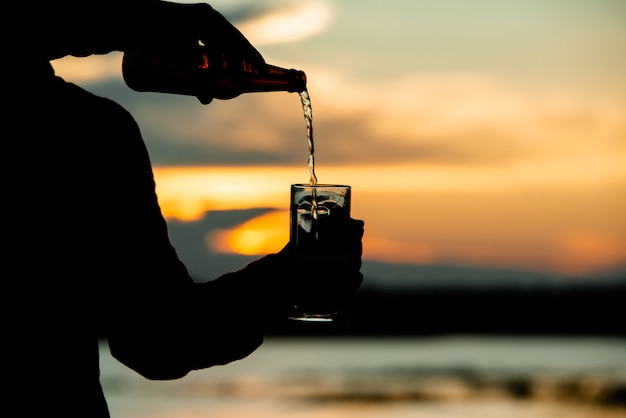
xmin=54 ymin=0 xmax=625 ymax=416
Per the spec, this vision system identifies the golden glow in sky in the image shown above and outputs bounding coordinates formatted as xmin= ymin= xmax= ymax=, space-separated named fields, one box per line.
xmin=152 ymin=164 xmax=626 ymax=276
xmin=207 ymin=210 xmax=287 ymax=255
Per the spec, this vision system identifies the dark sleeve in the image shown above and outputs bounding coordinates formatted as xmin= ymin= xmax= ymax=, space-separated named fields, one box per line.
xmin=108 ymin=261 xmax=284 ymax=380
xmin=74 ymin=81 xmax=283 ymax=380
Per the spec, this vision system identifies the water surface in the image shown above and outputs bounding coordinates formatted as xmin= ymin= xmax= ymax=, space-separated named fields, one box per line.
xmin=100 ymin=336 xmax=626 ymax=418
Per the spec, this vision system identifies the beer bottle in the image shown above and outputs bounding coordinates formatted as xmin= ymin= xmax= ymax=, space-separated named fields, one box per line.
xmin=122 ymin=46 xmax=306 ymax=104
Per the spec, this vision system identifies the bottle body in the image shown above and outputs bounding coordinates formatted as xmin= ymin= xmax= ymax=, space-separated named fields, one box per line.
xmin=122 ymin=47 xmax=306 ymax=104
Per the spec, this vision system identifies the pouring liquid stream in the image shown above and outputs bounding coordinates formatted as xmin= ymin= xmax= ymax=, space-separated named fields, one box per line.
xmin=300 ymin=89 xmax=317 ymax=186
xmin=299 ymin=89 xmax=320 ymax=239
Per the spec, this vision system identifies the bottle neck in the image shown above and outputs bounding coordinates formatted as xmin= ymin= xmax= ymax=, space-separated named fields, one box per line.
xmin=243 ymin=65 xmax=306 ymax=94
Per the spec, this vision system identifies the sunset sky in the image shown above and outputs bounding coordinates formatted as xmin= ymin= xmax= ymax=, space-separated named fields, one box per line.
xmin=52 ymin=0 xmax=626 ymax=279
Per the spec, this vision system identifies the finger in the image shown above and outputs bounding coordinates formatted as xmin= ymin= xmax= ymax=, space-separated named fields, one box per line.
xmin=349 ymin=218 xmax=365 ymax=240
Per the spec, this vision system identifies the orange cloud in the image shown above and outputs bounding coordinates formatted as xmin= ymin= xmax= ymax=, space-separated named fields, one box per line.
xmin=551 ymin=231 xmax=626 ymax=276
xmin=207 ymin=210 xmax=288 ymax=255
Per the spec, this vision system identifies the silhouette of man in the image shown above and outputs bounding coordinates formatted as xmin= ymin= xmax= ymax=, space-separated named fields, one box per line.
xmin=7 ymin=1 xmax=363 ymax=416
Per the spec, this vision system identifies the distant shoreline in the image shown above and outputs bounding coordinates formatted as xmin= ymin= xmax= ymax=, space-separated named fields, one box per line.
xmin=271 ymin=283 xmax=626 ymax=337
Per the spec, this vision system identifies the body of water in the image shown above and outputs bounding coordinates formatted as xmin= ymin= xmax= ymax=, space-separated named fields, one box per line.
xmin=100 ymin=336 xmax=626 ymax=418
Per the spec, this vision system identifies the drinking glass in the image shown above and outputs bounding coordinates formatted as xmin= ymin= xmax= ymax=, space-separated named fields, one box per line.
xmin=288 ymin=183 xmax=351 ymax=322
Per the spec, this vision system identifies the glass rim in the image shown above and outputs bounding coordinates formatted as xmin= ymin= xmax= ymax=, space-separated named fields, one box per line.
xmin=291 ymin=183 xmax=350 ymax=189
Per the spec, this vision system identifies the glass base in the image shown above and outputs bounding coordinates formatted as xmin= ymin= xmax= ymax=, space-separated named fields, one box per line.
xmin=288 ymin=313 xmax=336 ymax=323
xmin=287 ymin=305 xmax=342 ymax=323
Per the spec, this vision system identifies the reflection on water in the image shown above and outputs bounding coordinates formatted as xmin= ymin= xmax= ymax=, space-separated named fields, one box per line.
xmin=100 ymin=336 xmax=626 ymax=418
